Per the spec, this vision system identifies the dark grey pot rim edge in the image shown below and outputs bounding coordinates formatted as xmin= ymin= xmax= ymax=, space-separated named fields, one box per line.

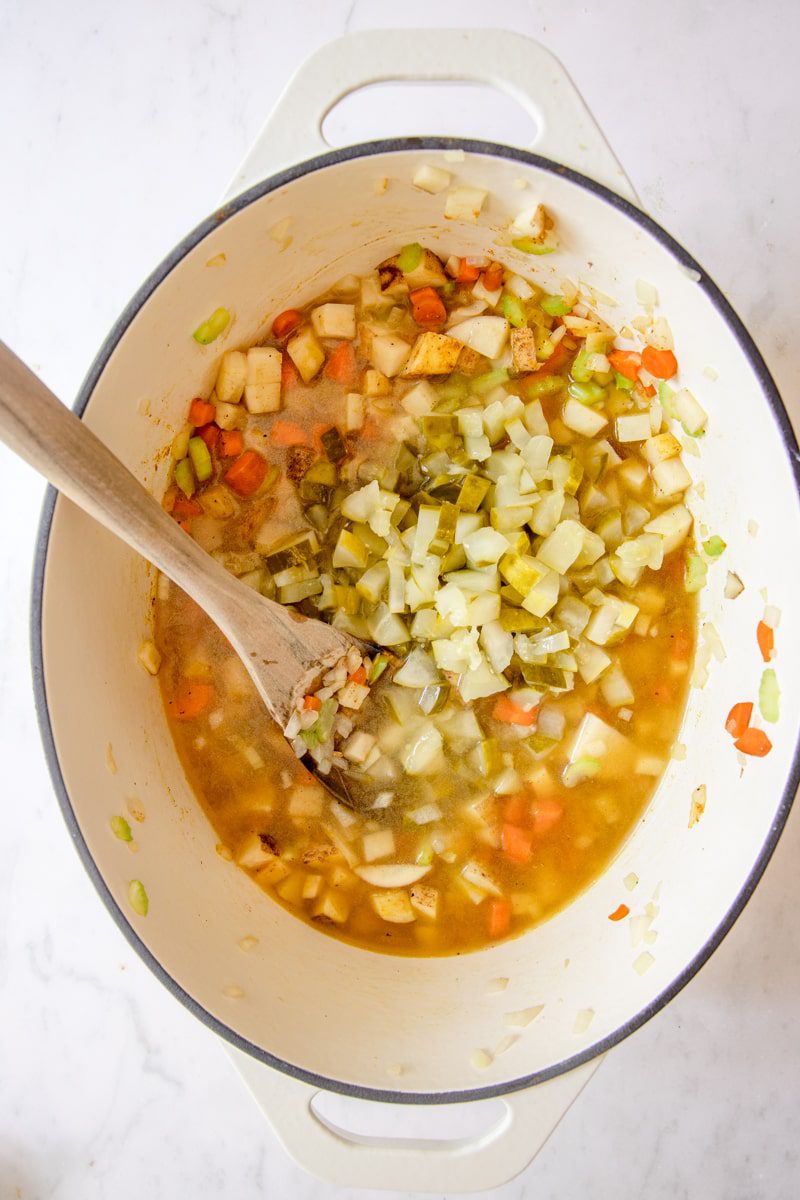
xmin=29 ymin=135 xmax=800 ymax=1106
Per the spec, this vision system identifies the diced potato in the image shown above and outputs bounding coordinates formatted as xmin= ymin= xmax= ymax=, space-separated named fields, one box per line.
xmin=380 ymin=248 xmax=448 ymax=290
xmin=360 ymin=272 xmax=392 ymax=312
xmin=312 ymin=889 xmax=351 ymax=924
xmin=215 ymin=350 xmax=247 ymax=403
xmin=413 ymin=164 xmax=451 ymax=194
xmin=444 ymin=185 xmax=488 ymax=222
xmin=287 ymin=326 xmax=325 ymax=383
xmin=345 ymin=392 xmax=365 ymax=431
xmin=642 ymin=431 xmax=682 ymax=465
xmin=400 ymin=380 xmax=437 ymax=416
xmin=510 ymin=202 xmax=552 ymax=242
xmin=363 ymin=368 xmax=390 ymax=396
xmin=449 ymin=315 xmax=510 ymax=359
xmin=651 ymin=457 xmax=692 ymax=498
xmin=644 ymin=504 xmax=692 ymax=553
xmin=410 ymin=884 xmax=439 ymax=919
xmin=401 ymin=332 xmax=462 ymax=377
xmin=302 ymin=874 xmax=322 ymax=900
xmin=214 ymin=400 xmax=246 ymax=430
xmin=198 ymin=483 xmax=237 ymax=519
xmin=276 ymin=872 xmax=305 ymax=904
xmin=615 ymin=413 xmax=652 ymax=443
xmin=244 ymin=346 xmax=282 ymax=413
xmin=368 ymin=334 xmax=411 ymax=378
xmin=331 ymin=274 xmax=360 ymax=297
xmin=461 ymin=860 xmax=503 ymax=897
xmin=371 ymin=889 xmax=416 ymax=923
xmin=362 ymin=829 xmax=395 ymax=862
xmin=311 ymin=303 xmax=356 ymax=340
xmin=235 ymin=832 xmax=279 ymax=870
xmin=510 ymin=327 xmax=539 ymax=372
xmin=257 ymin=855 xmax=291 ymax=887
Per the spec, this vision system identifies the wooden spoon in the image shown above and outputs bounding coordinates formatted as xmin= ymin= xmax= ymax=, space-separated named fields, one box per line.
xmin=0 ymin=340 xmax=371 ymax=808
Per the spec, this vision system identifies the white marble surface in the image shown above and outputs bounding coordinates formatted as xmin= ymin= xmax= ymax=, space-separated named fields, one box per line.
xmin=2 ymin=1 xmax=800 ymax=1196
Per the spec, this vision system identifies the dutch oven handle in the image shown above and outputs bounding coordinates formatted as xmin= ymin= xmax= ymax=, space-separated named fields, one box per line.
xmin=224 ymin=28 xmax=639 ymax=205
xmin=229 ymin=1045 xmax=603 ymax=1192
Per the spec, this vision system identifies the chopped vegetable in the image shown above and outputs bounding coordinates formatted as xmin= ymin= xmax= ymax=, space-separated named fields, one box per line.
xmin=759 ymin=668 xmax=780 ymax=723
xmin=608 ymin=903 xmax=629 ymax=921
xmin=111 ymin=815 xmax=133 ymax=842
xmin=272 ymin=309 xmax=303 ymax=339
xmin=734 ymin=727 xmax=772 ymax=757
xmin=702 ymin=535 xmax=726 ymax=558
xmin=128 ymin=879 xmax=149 ymax=916
xmin=756 ymin=620 xmax=774 ymax=662
xmin=641 ymin=345 xmax=678 ymax=380
xmin=193 ymin=307 xmax=231 ymax=345
xmin=225 ymin=450 xmax=268 ymax=497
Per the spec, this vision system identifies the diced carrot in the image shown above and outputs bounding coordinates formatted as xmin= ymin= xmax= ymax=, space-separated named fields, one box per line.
xmin=172 ymin=495 xmax=203 ymax=520
xmin=756 ymin=620 xmax=774 ymax=663
xmin=492 ymin=694 xmax=539 ymax=726
xmin=734 ymin=727 xmax=772 ymax=757
xmin=311 ymin=422 xmax=330 ymax=456
xmin=323 ymin=341 xmax=357 ymax=386
xmin=196 ymin=422 xmax=219 ymax=451
xmin=270 ymin=420 xmax=308 ymax=447
xmin=725 ymin=701 xmax=753 ymax=739
xmin=608 ymin=903 xmax=630 ymax=922
xmin=272 ymin=309 xmax=303 ymax=339
xmin=189 ymin=397 xmax=216 ymax=426
xmin=225 ymin=449 xmax=268 ymax=497
xmin=531 ymin=797 xmax=563 ymax=837
xmin=482 ymin=262 xmax=504 ymax=292
xmin=452 ymin=258 xmax=481 ymax=285
xmin=608 ymin=350 xmax=641 ymax=381
xmin=503 ymin=793 xmax=530 ymax=824
xmin=347 ymin=665 xmax=367 ymax=685
xmin=168 ymin=681 xmax=213 ymax=721
xmin=641 ymin=345 xmax=678 ymax=380
xmin=218 ymin=429 xmax=243 ymax=458
xmin=303 ymin=694 xmax=322 ymax=712
xmin=281 ymin=353 xmax=300 ymax=389
xmin=410 ymin=286 xmax=446 ymax=328
xmin=638 ymin=382 xmax=656 ymax=399
xmin=487 ymin=898 xmax=511 ymax=939
xmin=502 ymin=823 xmax=534 ymax=863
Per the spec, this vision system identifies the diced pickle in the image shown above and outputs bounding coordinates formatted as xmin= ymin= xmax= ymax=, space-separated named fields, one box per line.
xmin=320 ymin=426 xmax=347 ymax=463
xmin=520 ymin=663 xmax=568 ymax=689
xmin=499 ymin=606 xmax=545 ymax=633
xmin=264 ymin=532 xmax=319 ymax=574
xmin=429 ymin=502 xmax=459 ymax=556
xmin=421 ymin=413 xmax=458 ymax=451
xmin=457 ymin=474 xmax=491 ymax=512
xmin=499 ymin=553 xmax=545 ymax=595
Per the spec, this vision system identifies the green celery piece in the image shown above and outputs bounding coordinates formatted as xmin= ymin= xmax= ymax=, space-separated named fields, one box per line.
xmin=702 ymin=534 xmax=726 ymax=558
xmin=570 ymin=348 xmax=593 ymax=383
xmin=500 ymin=292 xmax=526 ymax=328
xmin=658 ymin=381 xmax=676 ymax=418
xmin=110 ymin=815 xmax=132 ymax=842
xmin=541 ymin=294 xmax=572 ymax=317
xmin=684 ymin=552 xmax=708 ymax=594
xmin=188 ymin=436 xmax=213 ymax=483
xmin=192 ymin=306 xmax=231 ymax=345
xmin=397 ymin=242 xmax=423 ymax=273
xmin=369 ymin=654 xmax=390 ymax=684
xmin=512 ymin=238 xmax=555 ymax=255
xmin=174 ymin=457 xmax=195 ymax=497
xmin=471 ymin=368 xmax=509 ymax=396
xmin=614 ymin=371 xmax=634 ymax=392
xmin=568 ymin=380 xmax=606 ymax=405
xmin=759 ymin=668 xmax=780 ymax=724
xmin=128 ymin=880 xmax=149 ymax=916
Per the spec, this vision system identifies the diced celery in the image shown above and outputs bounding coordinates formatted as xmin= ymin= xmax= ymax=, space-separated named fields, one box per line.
xmin=500 ymin=293 xmax=526 ymax=328
xmin=702 ymin=534 xmax=726 ymax=558
xmin=523 ymin=375 xmax=565 ymax=399
xmin=128 ymin=880 xmax=149 ymax=916
xmin=684 ymin=553 xmax=708 ymax=594
xmin=188 ymin=436 xmax=213 ymax=483
xmin=110 ymin=815 xmax=132 ymax=842
xmin=192 ymin=307 xmax=231 ymax=345
xmin=369 ymin=653 xmax=391 ymax=684
xmin=397 ymin=242 xmax=423 ymax=273
xmin=174 ymin=457 xmax=195 ymax=497
xmin=540 ymin=294 xmax=572 ymax=316
xmin=570 ymin=349 xmax=593 ymax=383
xmin=471 ymin=368 xmax=509 ymax=396
xmin=614 ymin=371 xmax=634 ymax=392
xmin=512 ymin=238 xmax=555 ymax=255
xmin=568 ymin=380 xmax=606 ymax=405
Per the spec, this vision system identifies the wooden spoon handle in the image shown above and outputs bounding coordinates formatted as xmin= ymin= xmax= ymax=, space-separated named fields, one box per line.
xmin=0 ymin=340 xmax=349 ymax=725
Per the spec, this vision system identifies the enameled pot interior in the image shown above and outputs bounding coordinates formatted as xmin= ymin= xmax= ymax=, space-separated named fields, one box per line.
xmin=34 ymin=142 xmax=800 ymax=1101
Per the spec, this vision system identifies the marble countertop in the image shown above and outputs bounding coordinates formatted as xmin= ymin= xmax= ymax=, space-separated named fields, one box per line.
xmin=2 ymin=2 xmax=799 ymax=1197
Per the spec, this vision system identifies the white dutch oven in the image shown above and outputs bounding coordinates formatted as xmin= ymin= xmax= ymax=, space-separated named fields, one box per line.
xmin=31 ymin=30 xmax=800 ymax=1192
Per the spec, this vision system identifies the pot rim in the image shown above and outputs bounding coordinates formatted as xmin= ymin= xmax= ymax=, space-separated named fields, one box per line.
xmin=29 ymin=135 xmax=800 ymax=1105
